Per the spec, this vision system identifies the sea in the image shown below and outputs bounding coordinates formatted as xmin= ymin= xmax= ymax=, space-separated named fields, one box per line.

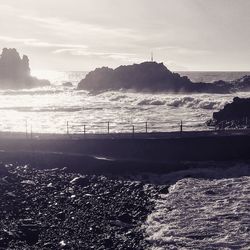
xmin=144 ymin=163 xmax=250 ymax=249
xmin=0 ymin=70 xmax=250 ymax=134
xmin=1 ymin=70 xmax=250 ymax=249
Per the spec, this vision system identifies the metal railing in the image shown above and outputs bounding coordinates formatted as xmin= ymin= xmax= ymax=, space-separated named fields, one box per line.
xmin=66 ymin=120 xmax=187 ymax=136
xmin=2 ymin=119 xmax=250 ymax=140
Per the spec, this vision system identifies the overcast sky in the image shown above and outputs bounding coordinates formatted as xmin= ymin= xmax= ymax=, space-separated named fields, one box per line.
xmin=0 ymin=0 xmax=249 ymax=71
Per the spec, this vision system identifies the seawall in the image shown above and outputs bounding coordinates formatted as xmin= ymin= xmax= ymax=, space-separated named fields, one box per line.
xmin=0 ymin=130 xmax=250 ymax=174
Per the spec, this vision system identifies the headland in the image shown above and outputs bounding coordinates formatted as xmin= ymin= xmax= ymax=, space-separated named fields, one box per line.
xmin=77 ymin=61 xmax=250 ymax=94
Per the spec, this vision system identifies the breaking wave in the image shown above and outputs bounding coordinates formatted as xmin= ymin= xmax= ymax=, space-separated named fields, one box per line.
xmin=0 ymin=107 xmax=89 ymax=113
xmin=110 ymin=95 xmax=128 ymax=101
xmin=144 ymin=163 xmax=250 ymax=250
xmin=0 ymin=87 xmax=65 ymax=96
xmin=168 ymin=96 xmax=228 ymax=110
xmin=137 ymin=99 xmax=166 ymax=106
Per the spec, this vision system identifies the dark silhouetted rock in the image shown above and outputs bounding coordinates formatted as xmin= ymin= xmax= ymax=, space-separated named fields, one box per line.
xmin=208 ymin=97 xmax=250 ymax=129
xmin=103 ymin=237 xmax=113 ymax=248
xmin=118 ymin=213 xmax=133 ymax=224
xmin=159 ymin=185 xmax=170 ymax=194
xmin=62 ymin=82 xmax=73 ymax=87
xmin=77 ymin=62 xmax=234 ymax=93
xmin=0 ymin=48 xmax=50 ymax=89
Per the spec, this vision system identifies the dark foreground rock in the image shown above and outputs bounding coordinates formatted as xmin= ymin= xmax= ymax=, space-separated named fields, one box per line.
xmin=0 ymin=48 xmax=50 ymax=89
xmin=207 ymin=97 xmax=250 ymax=129
xmin=0 ymin=164 xmax=156 ymax=249
xmin=77 ymin=61 xmax=235 ymax=94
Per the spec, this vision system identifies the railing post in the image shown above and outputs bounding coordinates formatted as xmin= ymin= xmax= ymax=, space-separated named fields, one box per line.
xmin=132 ymin=125 xmax=135 ymax=138
xmin=30 ymin=124 xmax=33 ymax=139
xmin=84 ymin=125 xmax=86 ymax=135
xmin=180 ymin=120 xmax=183 ymax=133
xmin=108 ymin=121 xmax=110 ymax=134
xmin=145 ymin=122 xmax=148 ymax=133
xmin=67 ymin=121 xmax=69 ymax=135
xmin=25 ymin=120 xmax=28 ymax=139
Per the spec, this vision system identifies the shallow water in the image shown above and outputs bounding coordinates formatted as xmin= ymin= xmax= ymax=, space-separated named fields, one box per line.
xmin=144 ymin=164 xmax=250 ymax=249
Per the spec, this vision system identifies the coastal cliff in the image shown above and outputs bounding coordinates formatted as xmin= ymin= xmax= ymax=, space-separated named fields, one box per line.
xmin=77 ymin=62 xmax=235 ymax=93
xmin=0 ymin=48 xmax=50 ymax=89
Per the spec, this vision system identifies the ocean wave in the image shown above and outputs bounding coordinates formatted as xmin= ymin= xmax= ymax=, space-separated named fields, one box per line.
xmin=0 ymin=107 xmax=83 ymax=112
xmin=1 ymin=89 xmax=64 ymax=96
xmin=110 ymin=95 xmax=127 ymax=101
xmin=137 ymin=99 xmax=166 ymax=106
xmin=144 ymin=163 xmax=250 ymax=250
xmin=168 ymin=96 xmax=227 ymax=110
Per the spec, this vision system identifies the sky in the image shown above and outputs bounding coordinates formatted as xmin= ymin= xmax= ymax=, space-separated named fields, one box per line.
xmin=0 ymin=0 xmax=249 ymax=72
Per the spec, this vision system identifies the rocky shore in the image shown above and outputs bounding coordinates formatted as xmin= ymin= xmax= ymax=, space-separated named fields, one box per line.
xmin=0 ymin=163 xmax=158 ymax=249
xmin=207 ymin=97 xmax=250 ymax=129
xmin=77 ymin=61 xmax=250 ymax=94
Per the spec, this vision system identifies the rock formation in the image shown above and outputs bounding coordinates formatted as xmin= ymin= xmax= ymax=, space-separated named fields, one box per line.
xmin=231 ymin=75 xmax=250 ymax=91
xmin=62 ymin=82 xmax=73 ymax=87
xmin=77 ymin=62 xmax=233 ymax=93
xmin=0 ymin=48 xmax=50 ymax=89
xmin=207 ymin=97 xmax=250 ymax=129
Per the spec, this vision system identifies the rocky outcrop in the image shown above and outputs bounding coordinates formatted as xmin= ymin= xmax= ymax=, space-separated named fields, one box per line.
xmin=212 ymin=75 xmax=250 ymax=92
xmin=77 ymin=62 xmax=233 ymax=93
xmin=62 ymin=82 xmax=73 ymax=87
xmin=0 ymin=48 xmax=50 ymax=89
xmin=231 ymin=75 xmax=250 ymax=91
xmin=207 ymin=97 xmax=250 ymax=129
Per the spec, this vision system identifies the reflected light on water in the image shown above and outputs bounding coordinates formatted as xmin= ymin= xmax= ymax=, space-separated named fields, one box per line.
xmin=31 ymin=70 xmax=68 ymax=85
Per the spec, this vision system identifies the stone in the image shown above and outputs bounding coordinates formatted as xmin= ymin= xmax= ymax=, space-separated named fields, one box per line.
xmin=70 ymin=176 xmax=89 ymax=187
xmin=77 ymin=61 xmax=234 ymax=94
xmin=21 ymin=180 xmax=36 ymax=185
xmin=103 ymin=237 xmax=113 ymax=248
xmin=118 ymin=213 xmax=133 ymax=224
xmin=159 ymin=185 xmax=170 ymax=194
xmin=208 ymin=97 xmax=250 ymax=129
xmin=0 ymin=48 xmax=50 ymax=89
xmin=56 ymin=212 xmax=66 ymax=221
xmin=19 ymin=220 xmax=41 ymax=245
xmin=62 ymin=82 xmax=73 ymax=87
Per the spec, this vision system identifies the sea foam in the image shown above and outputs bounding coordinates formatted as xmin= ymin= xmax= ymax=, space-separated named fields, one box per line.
xmin=143 ymin=163 xmax=250 ymax=249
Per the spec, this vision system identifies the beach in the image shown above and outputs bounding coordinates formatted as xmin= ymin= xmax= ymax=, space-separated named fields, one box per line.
xmin=1 ymin=132 xmax=250 ymax=249
xmin=0 ymin=164 xmax=157 ymax=249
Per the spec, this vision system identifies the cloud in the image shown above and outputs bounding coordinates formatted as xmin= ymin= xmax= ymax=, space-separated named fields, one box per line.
xmin=21 ymin=15 xmax=143 ymax=41
xmin=0 ymin=35 xmax=88 ymax=49
xmin=53 ymin=48 xmax=142 ymax=62
xmin=154 ymin=45 xmax=211 ymax=56
xmin=0 ymin=3 xmax=19 ymax=13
